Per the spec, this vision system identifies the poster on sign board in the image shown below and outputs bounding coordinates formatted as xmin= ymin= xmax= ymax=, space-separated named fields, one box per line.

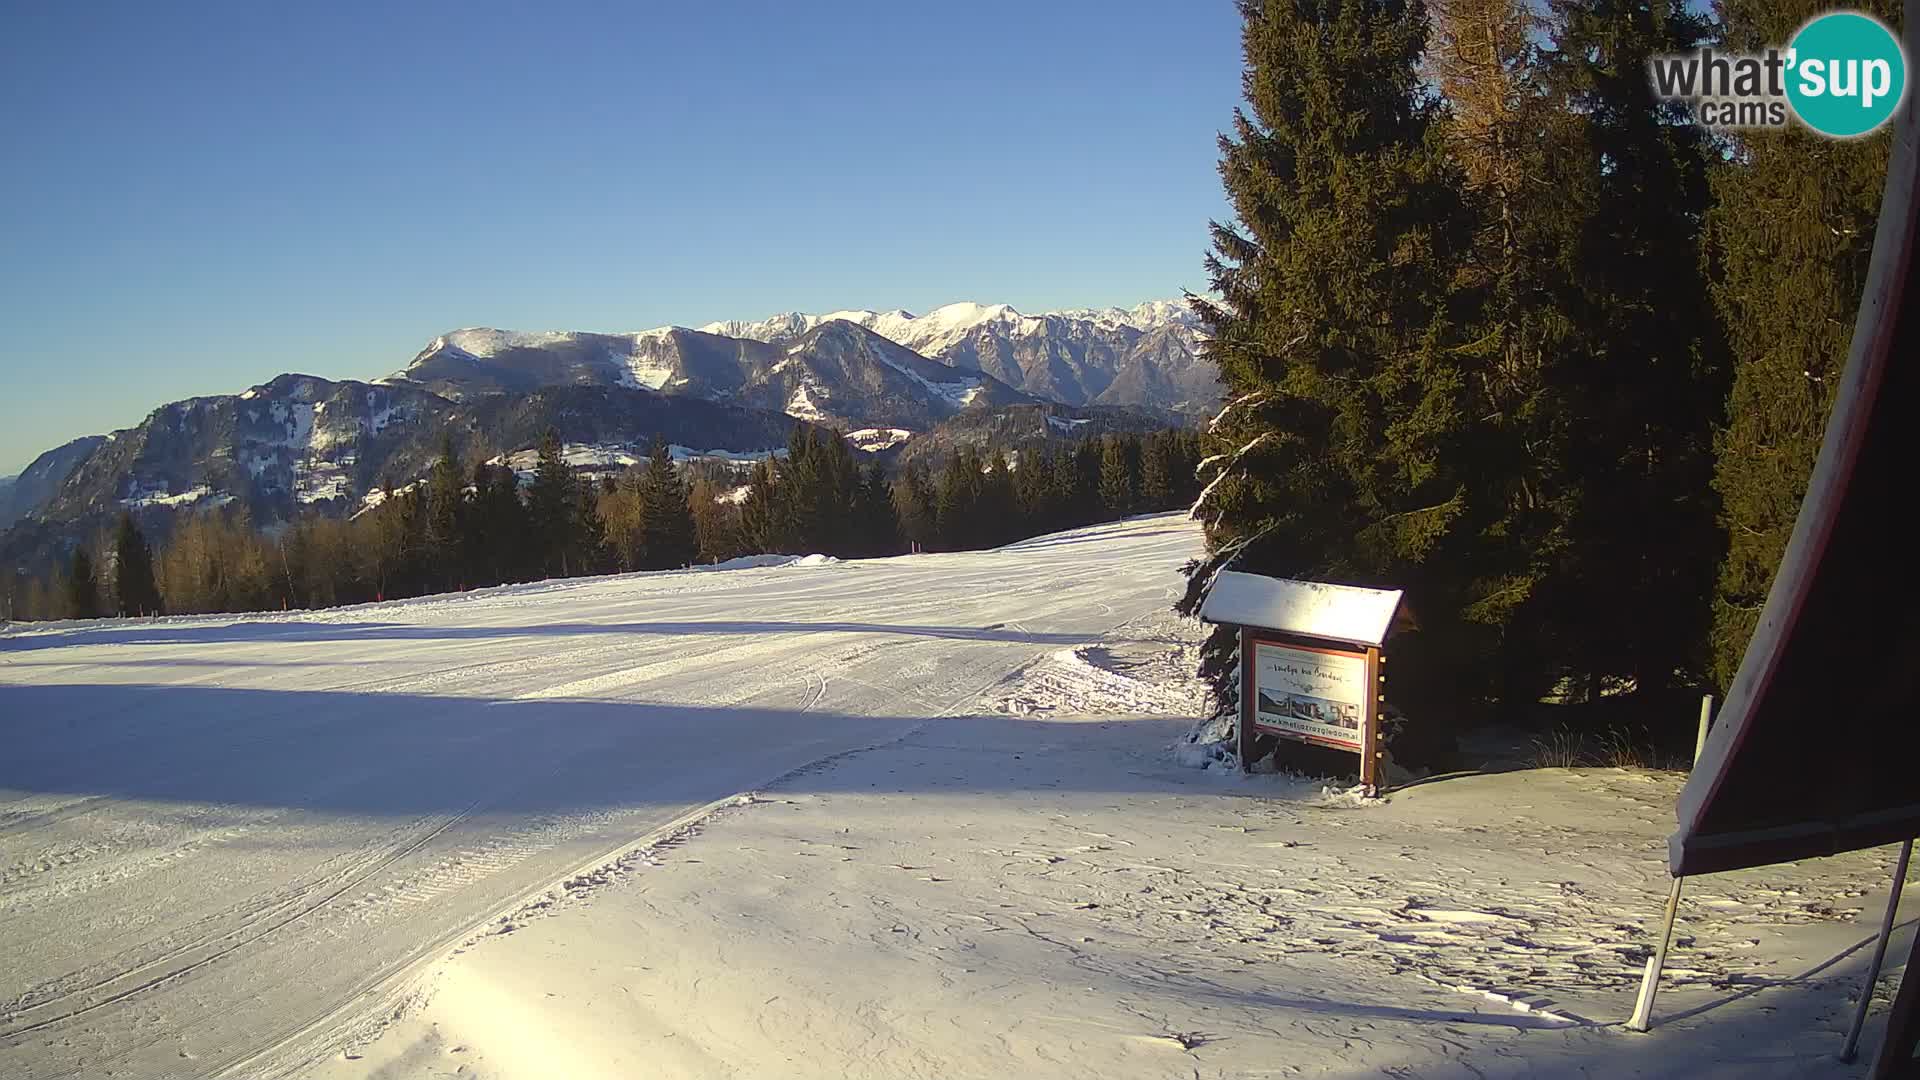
xmin=1249 ymin=639 xmax=1367 ymax=752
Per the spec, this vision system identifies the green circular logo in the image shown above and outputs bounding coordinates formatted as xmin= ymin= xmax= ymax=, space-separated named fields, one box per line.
xmin=1786 ymin=12 xmax=1907 ymax=138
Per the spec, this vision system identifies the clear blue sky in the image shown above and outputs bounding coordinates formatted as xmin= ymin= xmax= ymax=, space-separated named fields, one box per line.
xmin=0 ymin=2 xmax=1242 ymax=475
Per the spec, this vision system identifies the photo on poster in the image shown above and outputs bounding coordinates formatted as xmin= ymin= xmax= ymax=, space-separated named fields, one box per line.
xmin=1250 ymin=640 xmax=1366 ymax=751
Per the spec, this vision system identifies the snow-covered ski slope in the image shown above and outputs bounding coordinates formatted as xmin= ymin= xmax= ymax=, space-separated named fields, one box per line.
xmin=0 ymin=513 xmax=1202 ymax=1079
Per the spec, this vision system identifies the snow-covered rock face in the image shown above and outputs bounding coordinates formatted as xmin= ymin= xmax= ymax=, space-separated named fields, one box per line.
xmin=698 ymin=300 xmax=1214 ymax=414
xmin=393 ymin=300 xmax=1215 ymax=423
xmin=0 ymin=435 xmax=106 ymax=529
xmin=845 ymin=428 xmax=913 ymax=453
xmin=727 ymin=321 xmax=1031 ymax=431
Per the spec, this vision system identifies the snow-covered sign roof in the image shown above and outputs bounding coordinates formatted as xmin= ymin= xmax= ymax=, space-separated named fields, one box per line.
xmin=1199 ymin=571 xmax=1403 ymax=648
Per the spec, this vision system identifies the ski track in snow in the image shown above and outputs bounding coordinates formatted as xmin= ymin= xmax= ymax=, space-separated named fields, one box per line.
xmin=314 ymin=610 xmax=1908 ymax=1080
xmin=0 ymin=514 xmax=1203 ymax=1079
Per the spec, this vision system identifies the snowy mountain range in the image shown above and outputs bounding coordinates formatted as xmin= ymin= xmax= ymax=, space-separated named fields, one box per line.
xmin=394 ymin=319 xmax=1039 ymax=432
xmin=1 ymin=298 xmax=1209 ymax=576
xmin=694 ymin=300 xmax=1215 ymax=413
xmin=390 ymin=298 xmax=1214 ymax=422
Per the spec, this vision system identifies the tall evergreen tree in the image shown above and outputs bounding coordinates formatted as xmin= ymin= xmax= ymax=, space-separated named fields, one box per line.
xmin=113 ymin=513 xmax=162 ymax=617
xmin=978 ymin=448 xmax=1019 ymax=548
xmin=1181 ymin=0 xmax=1483 ymax=755
xmin=526 ymin=428 xmax=579 ymax=577
xmin=892 ymin=459 xmax=937 ymax=552
xmin=423 ymin=436 xmax=467 ymax=590
xmin=739 ymin=456 xmax=783 ymax=554
xmin=1541 ymin=0 xmax=1727 ymax=697
xmin=1704 ymin=0 xmax=1897 ymax=688
xmin=468 ymin=461 xmax=527 ymax=586
xmin=1015 ymin=448 xmax=1058 ymax=532
xmin=67 ymin=548 xmax=99 ymax=619
xmin=855 ymin=462 xmax=901 ymax=557
xmin=638 ymin=438 xmax=697 ymax=569
xmin=1139 ymin=434 xmax=1176 ymax=510
xmin=1098 ymin=435 xmax=1139 ymax=519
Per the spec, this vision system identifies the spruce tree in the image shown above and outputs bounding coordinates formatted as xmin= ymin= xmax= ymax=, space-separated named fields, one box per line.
xmin=978 ymin=449 xmax=1018 ymax=548
xmin=1704 ymin=0 xmax=1896 ymax=688
xmin=1098 ymin=436 xmax=1138 ymax=519
xmin=67 ymin=548 xmax=99 ymax=619
xmin=740 ymin=457 xmax=783 ymax=554
xmin=424 ymin=436 xmax=466 ymax=590
xmin=1182 ymin=0 xmax=1483 ymax=756
xmin=1016 ymin=448 xmax=1058 ymax=532
xmin=1542 ymin=0 xmax=1726 ymax=696
xmin=113 ymin=513 xmax=162 ymax=616
xmin=934 ymin=448 xmax=986 ymax=550
xmin=638 ymin=438 xmax=697 ymax=569
xmin=1140 ymin=434 xmax=1176 ymax=510
xmin=526 ymin=429 xmax=578 ymax=577
xmin=891 ymin=460 xmax=937 ymax=552
xmin=856 ymin=462 xmax=900 ymax=557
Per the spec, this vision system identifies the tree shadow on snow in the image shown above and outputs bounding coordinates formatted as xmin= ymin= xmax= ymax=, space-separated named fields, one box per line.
xmin=0 ymin=619 xmax=1092 ymax=653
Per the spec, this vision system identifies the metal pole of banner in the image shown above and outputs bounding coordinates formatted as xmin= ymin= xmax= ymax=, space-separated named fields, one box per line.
xmin=1628 ymin=696 xmax=1716 ymax=1033
xmin=1693 ymin=694 xmax=1713 ymax=764
xmin=1628 ymin=877 xmax=1685 ymax=1032
xmin=1841 ymin=838 xmax=1915 ymax=1063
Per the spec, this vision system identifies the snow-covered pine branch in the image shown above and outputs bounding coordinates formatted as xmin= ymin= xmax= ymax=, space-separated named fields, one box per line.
xmin=1189 ymin=432 xmax=1274 ymax=521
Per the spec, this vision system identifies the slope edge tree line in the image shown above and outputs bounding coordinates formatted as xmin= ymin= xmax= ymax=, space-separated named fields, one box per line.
xmin=5 ymin=427 xmax=1203 ymax=620
xmin=1181 ymin=0 xmax=1896 ymax=764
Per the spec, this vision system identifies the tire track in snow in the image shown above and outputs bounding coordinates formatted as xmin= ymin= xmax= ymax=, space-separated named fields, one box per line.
xmin=0 ymin=801 xmax=484 ymax=1042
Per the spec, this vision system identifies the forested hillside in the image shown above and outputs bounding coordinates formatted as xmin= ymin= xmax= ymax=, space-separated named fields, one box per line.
xmin=1179 ymin=0 xmax=1895 ymax=767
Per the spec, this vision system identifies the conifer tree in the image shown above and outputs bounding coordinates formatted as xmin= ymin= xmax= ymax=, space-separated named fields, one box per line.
xmin=978 ymin=448 xmax=1018 ymax=548
xmin=1140 ymin=434 xmax=1176 ymax=510
xmin=855 ymin=462 xmax=900 ymax=557
xmin=1016 ymin=449 xmax=1058 ymax=532
xmin=638 ymin=438 xmax=697 ymax=569
xmin=1541 ymin=0 xmax=1726 ymax=696
xmin=1182 ymin=0 xmax=1483 ymax=754
xmin=934 ymin=448 xmax=987 ymax=550
xmin=1098 ymin=436 xmax=1138 ymax=519
xmin=113 ymin=513 xmax=162 ymax=617
xmin=423 ymin=436 xmax=467 ymax=590
xmin=891 ymin=459 xmax=937 ymax=552
xmin=1704 ymin=0 xmax=1896 ymax=688
xmin=740 ymin=456 xmax=783 ymax=554
xmin=67 ymin=548 xmax=99 ymax=619
xmin=526 ymin=429 xmax=579 ymax=577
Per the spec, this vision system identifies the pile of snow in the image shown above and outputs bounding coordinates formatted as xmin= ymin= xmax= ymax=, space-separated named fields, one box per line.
xmin=844 ymin=428 xmax=913 ymax=453
xmin=356 ymin=480 xmax=423 ymax=514
xmin=991 ymin=611 xmax=1211 ymax=719
xmin=791 ymin=554 xmax=839 ymax=567
xmin=122 ymin=484 xmax=220 ymax=509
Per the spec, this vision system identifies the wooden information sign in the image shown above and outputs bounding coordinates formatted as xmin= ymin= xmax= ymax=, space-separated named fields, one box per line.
xmin=1199 ymin=572 xmax=1403 ymax=794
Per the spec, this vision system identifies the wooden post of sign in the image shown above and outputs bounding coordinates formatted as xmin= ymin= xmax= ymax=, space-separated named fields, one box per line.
xmin=1361 ymin=645 xmax=1382 ymax=794
xmin=1237 ymin=628 xmax=1256 ymax=771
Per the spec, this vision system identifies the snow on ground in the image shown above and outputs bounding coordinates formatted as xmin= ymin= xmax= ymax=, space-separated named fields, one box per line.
xmin=0 ymin=514 xmax=1202 ymax=1079
xmin=846 ymin=427 xmax=914 ymax=453
xmin=312 ymin=609 xmax=1914 ymax=1080
xmin=121 ymin=484 xmax=232 ymax=510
